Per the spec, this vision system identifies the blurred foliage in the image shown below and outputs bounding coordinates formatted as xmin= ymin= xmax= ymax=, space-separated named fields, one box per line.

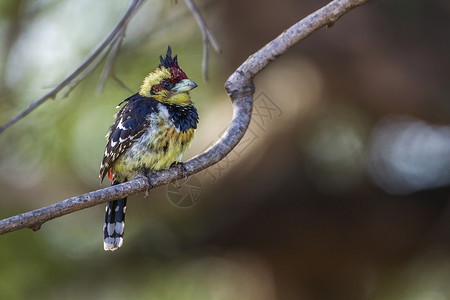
xmin=0 ymin=0 xmax=449 ymax=299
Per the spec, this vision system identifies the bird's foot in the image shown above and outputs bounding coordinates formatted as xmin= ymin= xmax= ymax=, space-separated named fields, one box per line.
xmin=171 ymin=161 xmax=189 ymax=181
xmin=136 ymin=173 xmax=152 ymax=197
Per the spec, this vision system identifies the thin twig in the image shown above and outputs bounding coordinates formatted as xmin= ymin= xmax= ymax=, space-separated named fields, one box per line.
xmin=184 ymin=0 xmax=221 ymax=81
xmin=0 ymin=0 xmax=146 ymax=135
xmin=202 ymin=37 xmax=210 ymax=81
xmin=97 ymin=26 xmax=127 ymax=93
xmin=0 ymin=0 xmax=372 ymax=235
xmin=111 ymin=74 xmax=134 ymax=94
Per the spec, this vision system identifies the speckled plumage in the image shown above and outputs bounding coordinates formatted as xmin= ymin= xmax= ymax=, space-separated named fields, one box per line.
xmin=100 ymin=47 xmax=198 ymax=251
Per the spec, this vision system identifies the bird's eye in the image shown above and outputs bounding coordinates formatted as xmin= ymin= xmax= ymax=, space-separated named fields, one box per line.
xmin=162 ymin=80 xmax=173 ymax=89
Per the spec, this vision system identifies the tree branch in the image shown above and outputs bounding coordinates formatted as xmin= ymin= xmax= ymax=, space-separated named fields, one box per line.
xmin=0 ymin=0 xmax=146 ymax=135
xmin=0 ymin=0 xmax=372 ymax=235
xmin=183 ymin=0 xmax=221 ymax=81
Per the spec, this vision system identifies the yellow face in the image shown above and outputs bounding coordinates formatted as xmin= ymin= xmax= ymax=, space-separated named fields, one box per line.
xmin=139 ymin=66 xmax=197 ymax=105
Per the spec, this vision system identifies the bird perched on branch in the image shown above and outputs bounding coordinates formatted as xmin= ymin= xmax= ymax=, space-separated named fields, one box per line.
xmin=100 ymin=46 xmax=198 ymax=251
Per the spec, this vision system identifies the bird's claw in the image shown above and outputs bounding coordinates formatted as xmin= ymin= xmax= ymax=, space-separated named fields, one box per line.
xmin=136 ymin=173 xmax=152 ymax=197
xmin=171 ymin=162 xmax=189 ymax=181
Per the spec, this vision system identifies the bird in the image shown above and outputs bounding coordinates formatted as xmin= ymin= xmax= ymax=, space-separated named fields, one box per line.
xmin=99 ymin=46 xmax=198 ymax=251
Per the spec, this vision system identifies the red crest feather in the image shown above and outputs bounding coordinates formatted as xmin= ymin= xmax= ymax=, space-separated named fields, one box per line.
xmin=159 ymin=46 xmax=187 ymax=81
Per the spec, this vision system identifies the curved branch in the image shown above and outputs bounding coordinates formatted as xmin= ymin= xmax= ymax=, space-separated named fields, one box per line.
xmin=0 ymin=0 xmax=146 ymax=135
xmin=0 ymin=0 xmax=372 ymax=235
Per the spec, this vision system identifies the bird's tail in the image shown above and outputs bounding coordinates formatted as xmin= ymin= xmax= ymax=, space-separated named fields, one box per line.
xmin=103 ymin=197 xmax=127 ymax=251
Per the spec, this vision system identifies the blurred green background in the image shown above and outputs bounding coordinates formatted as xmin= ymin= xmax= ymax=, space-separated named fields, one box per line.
xmin=0 ymin=0 xmax=449 ymax=299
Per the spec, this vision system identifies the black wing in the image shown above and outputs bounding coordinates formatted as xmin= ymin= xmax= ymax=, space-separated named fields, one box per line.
xmin=100 ymin=93 xmax=158 ymax=181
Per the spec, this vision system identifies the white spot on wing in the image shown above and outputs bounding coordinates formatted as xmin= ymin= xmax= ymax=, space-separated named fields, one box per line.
xmin=117 ymin=118 xmax=126 ymax=130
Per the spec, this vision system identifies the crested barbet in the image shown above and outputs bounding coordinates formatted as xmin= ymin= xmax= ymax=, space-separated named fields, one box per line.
xmin=100 ymin=46 xmax=198 ymax=251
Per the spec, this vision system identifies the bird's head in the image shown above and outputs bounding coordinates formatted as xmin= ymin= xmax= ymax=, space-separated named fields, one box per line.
xmin=139 ymin=46 xmax=197 ymax=105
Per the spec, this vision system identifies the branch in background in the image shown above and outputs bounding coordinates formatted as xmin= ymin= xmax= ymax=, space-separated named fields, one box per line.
xmin=184 ymin=0 xmax=221 ymax=81
xmin=0 ymin=0 xmax=372 ymax=235
xmin=0 ymin=0 xmax=146 ymax=135
xmin=111 ymin=74 xmax=135 ymax=94
xmin=96 ymin=26 xmax=127 ymax=93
